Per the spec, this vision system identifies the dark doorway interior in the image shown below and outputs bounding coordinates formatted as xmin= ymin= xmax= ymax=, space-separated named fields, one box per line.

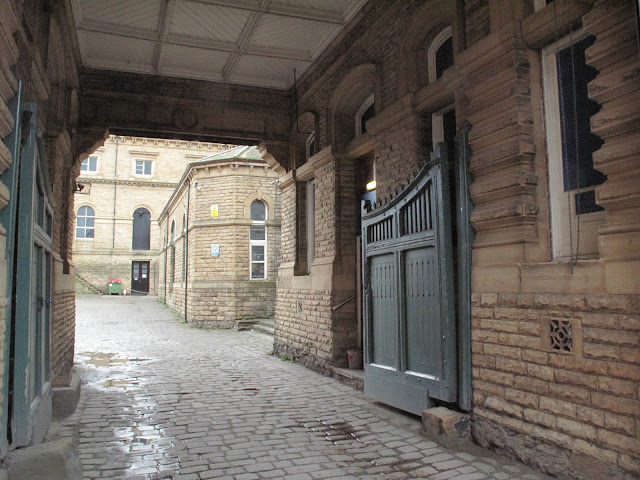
xmin=131 ymin=261 xmax=150 ymax=295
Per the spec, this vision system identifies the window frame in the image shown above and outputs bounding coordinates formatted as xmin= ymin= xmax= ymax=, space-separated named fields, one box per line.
xmin=249 ymin=200 xmax=267 ymax=280
xmin=306 ymin=131 xmax=316 ymax=160
xmin=542 ymin=30 xmax=605 ymax=261
xmin=134 ymin=159 xmax=153 ymax=177
xmin=75 ymin=205 xmax=96 ymax=239
xmin=355 ymin=93 xmax=375 ymax=137
xmin=80 ymin=156 xmax=98 ymax=174
xmin=428 ymin=26 xmax=453 ymax=84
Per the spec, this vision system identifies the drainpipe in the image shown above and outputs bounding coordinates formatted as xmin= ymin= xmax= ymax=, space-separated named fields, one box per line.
xmin=163 ymin=212 xmax=169 ymax=300
xmin=184 ymin=179 xmax=191 ymax=323
xmin=111 ymin=136 xmax=119 ymax=250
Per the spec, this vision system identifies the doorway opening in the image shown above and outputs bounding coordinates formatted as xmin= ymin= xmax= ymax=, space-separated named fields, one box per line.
xmin=131 ymin=261 xmax=150 ymax=295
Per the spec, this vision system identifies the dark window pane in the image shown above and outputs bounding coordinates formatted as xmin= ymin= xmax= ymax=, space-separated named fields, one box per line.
xmin=133 ymin=207 xmax=151 ymax=250
xmin=556 ymin=35 xmax=606 ymax=192
xmin=251 ymin=245 xmax=265 ymax=261
xmin=251 ymin=263 xmax=265 ymax=279
xmin=435 ymin=36 xmax=454 ymax=79
xmin=250 ymin=225 xmax=266 ymax=240
xmin=361 ymin=102 xmax=375 ymax=134
xmin=575 ymin=190 xmax=604 ymax=215
xmin=251 ymin=200 xmax=266 ymax=221
xmin=86 ymin=229 xmax=94 ymax=239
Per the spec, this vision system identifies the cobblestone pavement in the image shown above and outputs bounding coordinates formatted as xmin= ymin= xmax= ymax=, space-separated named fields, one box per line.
xmin=50 ymin=296 xmax=551 ymax=480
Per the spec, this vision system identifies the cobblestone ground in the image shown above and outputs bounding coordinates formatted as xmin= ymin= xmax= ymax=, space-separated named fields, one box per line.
xmin=50 ymin=296 xmax=551 ymax=480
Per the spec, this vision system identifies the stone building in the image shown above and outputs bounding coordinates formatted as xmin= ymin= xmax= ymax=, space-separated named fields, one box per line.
xmin=73 ymin=135 xmax=231 ymax=295
xmin=157 ymin=146 xmax=281 ymax=327
xmin=0 ymin=1 xmax=638 ymax=479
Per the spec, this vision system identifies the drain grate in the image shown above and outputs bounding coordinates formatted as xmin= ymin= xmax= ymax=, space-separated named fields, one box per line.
xmin=300 ymin=419 xmax=361 ymax=444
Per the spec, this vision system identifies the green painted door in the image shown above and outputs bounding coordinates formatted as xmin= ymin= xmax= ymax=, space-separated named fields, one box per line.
xmin=10 ymin=103 xmax=54 ymax=446
xmin=361 ymin=144 xmax=457 ymax=415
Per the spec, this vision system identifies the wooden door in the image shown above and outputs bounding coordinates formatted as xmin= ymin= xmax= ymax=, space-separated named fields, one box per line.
xmin=131 ymin=261 xmax=150 ymax=295
xmin=362 ymin=144 xmax=457 ymax=415
xmin=10 ymin=103 xmax=54 ymax=446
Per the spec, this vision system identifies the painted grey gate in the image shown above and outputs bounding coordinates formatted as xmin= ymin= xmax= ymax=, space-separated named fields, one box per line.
xmin=5 ymin=103 xmax=54 ymax=446
xmin=361 ymin=144 xmax=457 ymax=415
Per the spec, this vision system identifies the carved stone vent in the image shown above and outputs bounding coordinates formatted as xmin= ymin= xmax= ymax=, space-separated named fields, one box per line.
xmin=542 ymin=317 xmax=582 ymax=356
xmin=549 ymin=319 xmax=573 ymax=352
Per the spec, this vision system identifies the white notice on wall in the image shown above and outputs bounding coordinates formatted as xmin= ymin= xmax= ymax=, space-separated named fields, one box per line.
xmin=211 ymin=244 xmax=220 ymax=257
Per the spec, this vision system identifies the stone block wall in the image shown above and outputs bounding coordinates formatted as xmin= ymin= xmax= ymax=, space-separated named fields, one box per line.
xmin=272 ymin=1 xmax=640 ymax=479
xmin=158 ymin=149 xmax=281 ymax=327
xmin=472 ymin=292 xmax=640 ymax=477
xmin=0 ymin=0 xmax=85 ymax=449
xmin=188 ymin=282 xmax=276 ymax=328
xmin=74 ymin=136 xmax=230 ymax=294
xmin=51 ymin=288 xmax=76 ymax=380
xmin=274 ymin=289 xmax=334 ymax=373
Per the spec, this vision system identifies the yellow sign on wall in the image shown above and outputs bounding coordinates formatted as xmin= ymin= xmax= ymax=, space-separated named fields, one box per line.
xmin=211 ymin=204 xmax=219 ymax=217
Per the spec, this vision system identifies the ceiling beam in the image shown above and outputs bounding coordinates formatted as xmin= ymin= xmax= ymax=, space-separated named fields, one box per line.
xmin=153 ymin=0 xmax=175 ymax=75
xmin=222 ymin=0 xmax=268 ymax=82
xmin=77 ymin=22 xmax=312 ymax=61
xmin=187 ymin=0 xmax=345 ymax=24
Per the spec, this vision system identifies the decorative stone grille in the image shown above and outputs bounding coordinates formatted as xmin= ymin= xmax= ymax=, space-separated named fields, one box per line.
xmin=549 ymin=319 xmax=573 ymax=352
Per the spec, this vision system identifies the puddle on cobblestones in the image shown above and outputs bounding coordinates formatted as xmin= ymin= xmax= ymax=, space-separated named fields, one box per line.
xmin=77 ymin=352 xmax=149 ymax=368
xmin=300 ymin=419 xmax=361 ymax=444
xmin=113 ymin=426 xmax=162 ymax=446
xmin=101 ymin=378 xmax=141 ymax=389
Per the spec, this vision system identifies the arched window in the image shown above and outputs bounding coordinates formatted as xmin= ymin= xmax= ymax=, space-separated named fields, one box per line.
xmin=428 ymin=26 xmax=453 ymax=84
xmin=306 ymin=131 xmax=316 ymax=159
xmin=355 ymin=93 xmax=375 ymax=136
xmin=132 ymin=207 xmax=151 ymax=250
xmin=76 ymin=206 xmax=95 ymax=239
xmin=250 ymin=200 xmax=267 ymax=280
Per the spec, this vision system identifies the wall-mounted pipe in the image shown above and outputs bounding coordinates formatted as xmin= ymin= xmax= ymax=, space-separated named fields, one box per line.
xmin=163 ymin=212 xmax=169 ymax=300
xmin=184 ymin=179 xmax=191 ymax=323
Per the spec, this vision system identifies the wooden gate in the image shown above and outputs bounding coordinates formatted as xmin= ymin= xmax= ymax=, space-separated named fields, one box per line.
xmin=361 ymin=144 xmax=457 ymax=415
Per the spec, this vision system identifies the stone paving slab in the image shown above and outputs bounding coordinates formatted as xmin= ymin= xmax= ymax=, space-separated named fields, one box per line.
xmin=49 ymin=296 xmax=551 ymax=480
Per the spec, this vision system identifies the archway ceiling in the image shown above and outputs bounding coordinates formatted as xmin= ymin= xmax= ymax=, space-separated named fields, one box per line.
xmin=71 ymin=0 xmax=367 ymax=90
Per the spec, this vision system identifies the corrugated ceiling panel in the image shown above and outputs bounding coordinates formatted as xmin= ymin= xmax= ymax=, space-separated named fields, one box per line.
xmin=159 ymin=44 xmax=230 ymax=81
xmin=79 ymin=0 xmax=162 ymax=30
xmin=80 ymin=30 xmax=155 ymax=72
xmin=229 ymin=55 xmax=310 ymax=89
xmin=169 ymin=0 xmax=249 ymax=42
xmin=250 ymin=14 xmax=336 ymax=53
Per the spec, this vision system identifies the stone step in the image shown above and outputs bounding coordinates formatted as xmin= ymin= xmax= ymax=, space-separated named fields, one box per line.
xmin=75 ymin=275 xmax=103 ymax=295
xmin=421 ymin=407 xmax=471 ymax=448
xmin=331 ymin=367 xmax=364 ymax=391
xmin=5 ymin=439 xmax=82 ymax=480
xmin=235 ymin=319 xmax=258 ymax=331
xmin=252 ymin=318 xmax=275 ymax=335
